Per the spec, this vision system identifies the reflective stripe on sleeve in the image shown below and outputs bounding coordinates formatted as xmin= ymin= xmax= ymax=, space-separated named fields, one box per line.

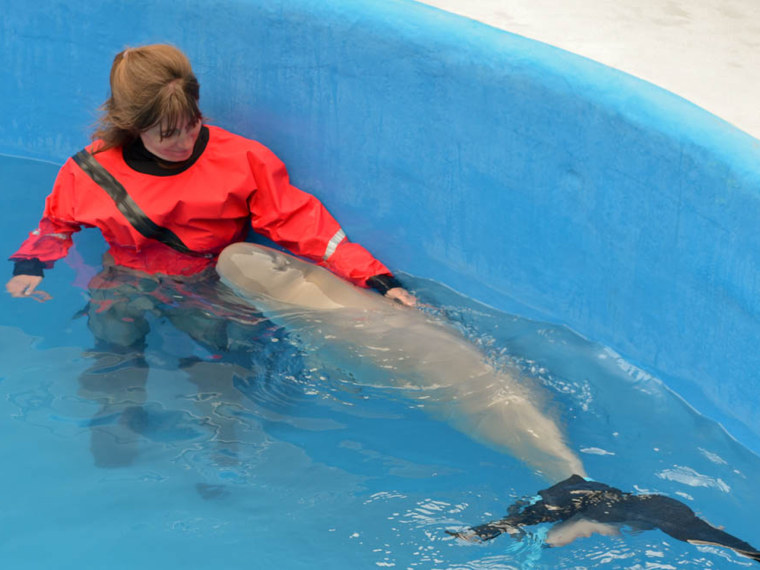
xmin=32 ymin=228 xmax=68 ymax=240
xmin=323 ymin=229 xmax=347 ymax=261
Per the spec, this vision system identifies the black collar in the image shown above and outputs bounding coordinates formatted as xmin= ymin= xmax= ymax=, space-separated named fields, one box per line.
xmin=122 ymin=125 xmax=209 ymax=176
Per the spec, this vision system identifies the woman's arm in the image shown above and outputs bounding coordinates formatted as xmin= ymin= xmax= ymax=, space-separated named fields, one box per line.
xmin=10 ymin=162 xmax=83 ymax=269
xmin=7 ymin=161 xmax=83 ymax=302
xmin=245 ymin=144 xmax=416 ymax=305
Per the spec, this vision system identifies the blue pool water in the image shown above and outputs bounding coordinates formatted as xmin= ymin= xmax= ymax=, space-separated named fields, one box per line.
xmin=2 ymin=154 xmax=760 ymax=569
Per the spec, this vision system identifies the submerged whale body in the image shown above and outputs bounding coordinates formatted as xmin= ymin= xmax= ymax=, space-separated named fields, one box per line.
xmin=216 ymin=241 xmax=585 ymax=481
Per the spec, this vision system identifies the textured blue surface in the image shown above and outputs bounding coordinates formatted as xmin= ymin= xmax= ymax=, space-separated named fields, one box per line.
xmin=3 ymin=0 xmax=760 ymax=449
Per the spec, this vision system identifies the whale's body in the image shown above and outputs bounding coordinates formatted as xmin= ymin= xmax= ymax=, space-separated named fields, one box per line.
xmin=216 ymin=242 xmax=585 ymax=481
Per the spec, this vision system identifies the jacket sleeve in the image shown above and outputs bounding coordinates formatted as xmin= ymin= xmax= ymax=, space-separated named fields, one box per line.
xmin=246 ymin=144 xmax=392 ymax=287
xmin=9 ymin=161 xmax=83 ymax=268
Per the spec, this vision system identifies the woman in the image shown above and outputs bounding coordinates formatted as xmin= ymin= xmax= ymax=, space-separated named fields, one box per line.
xmin=5 ymin=44 xmax=414 ymax=468
xmin=6 ymin=44 xmax=415 ymax=306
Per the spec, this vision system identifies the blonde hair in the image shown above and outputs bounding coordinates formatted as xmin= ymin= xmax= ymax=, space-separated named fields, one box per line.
xmin=93 ymin=44 xmax=202 ymax=152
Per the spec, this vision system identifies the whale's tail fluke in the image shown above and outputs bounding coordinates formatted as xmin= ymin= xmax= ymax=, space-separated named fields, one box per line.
xmin=450 ymin=475 xmax=760 ymax=564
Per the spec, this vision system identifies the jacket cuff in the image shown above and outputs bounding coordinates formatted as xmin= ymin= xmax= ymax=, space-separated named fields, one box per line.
xmin=12 ymin=258 xmax=45 ymax=277
xmin=366 ymin=274 xmax=402 ymax=295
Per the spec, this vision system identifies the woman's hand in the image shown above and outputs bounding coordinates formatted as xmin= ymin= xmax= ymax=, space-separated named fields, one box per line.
xmin=385 ymin=287 xmax=417 ymax=307
xmin=5 ymin=275 xmax=52 ymax=302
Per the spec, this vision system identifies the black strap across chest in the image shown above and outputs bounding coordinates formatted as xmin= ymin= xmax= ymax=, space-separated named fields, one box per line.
xmin=72 ymin=149 xmax=212 ymax=258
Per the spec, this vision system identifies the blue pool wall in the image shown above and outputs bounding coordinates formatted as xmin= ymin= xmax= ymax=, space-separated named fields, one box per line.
xmin=4 ymin=0 xmax=760 ymax=449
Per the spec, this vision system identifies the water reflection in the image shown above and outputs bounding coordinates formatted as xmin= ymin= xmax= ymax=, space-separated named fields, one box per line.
xmin=76 ymin=260 xmax=299 ymax=477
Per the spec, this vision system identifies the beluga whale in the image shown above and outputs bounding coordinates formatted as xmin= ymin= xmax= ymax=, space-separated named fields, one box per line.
xmin=216 ymin=242 xmax=760 ymax=564
xmin=216 ymin=241 xmax=586 ymax=482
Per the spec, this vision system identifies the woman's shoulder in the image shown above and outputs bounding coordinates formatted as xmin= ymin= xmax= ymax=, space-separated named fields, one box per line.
xmin=57 ymin=140 xmax=119 ymax=174
xmin=72 ymin=140 xmax=123 ymax=163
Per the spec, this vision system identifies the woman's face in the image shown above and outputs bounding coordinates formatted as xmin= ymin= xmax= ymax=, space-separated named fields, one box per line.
xmin=140 ymin=118 xmax=202 ymax=162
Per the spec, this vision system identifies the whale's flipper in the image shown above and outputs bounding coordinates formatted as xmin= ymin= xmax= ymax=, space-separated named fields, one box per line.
xmin=451 ymin=475 xmax=760 ymax=563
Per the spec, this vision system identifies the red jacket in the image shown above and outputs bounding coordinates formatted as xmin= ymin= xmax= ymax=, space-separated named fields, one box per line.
xmin=11 ymin=125 xmax=391 ymax=286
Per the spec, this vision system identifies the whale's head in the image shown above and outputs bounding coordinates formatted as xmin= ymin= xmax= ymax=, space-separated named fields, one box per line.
xmin=216 ymin=242 xmax=377 ymax=311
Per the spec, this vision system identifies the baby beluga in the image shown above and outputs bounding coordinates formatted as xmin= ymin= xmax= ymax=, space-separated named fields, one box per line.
xmin=216 ymin=241 xmax=585 ymax=482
